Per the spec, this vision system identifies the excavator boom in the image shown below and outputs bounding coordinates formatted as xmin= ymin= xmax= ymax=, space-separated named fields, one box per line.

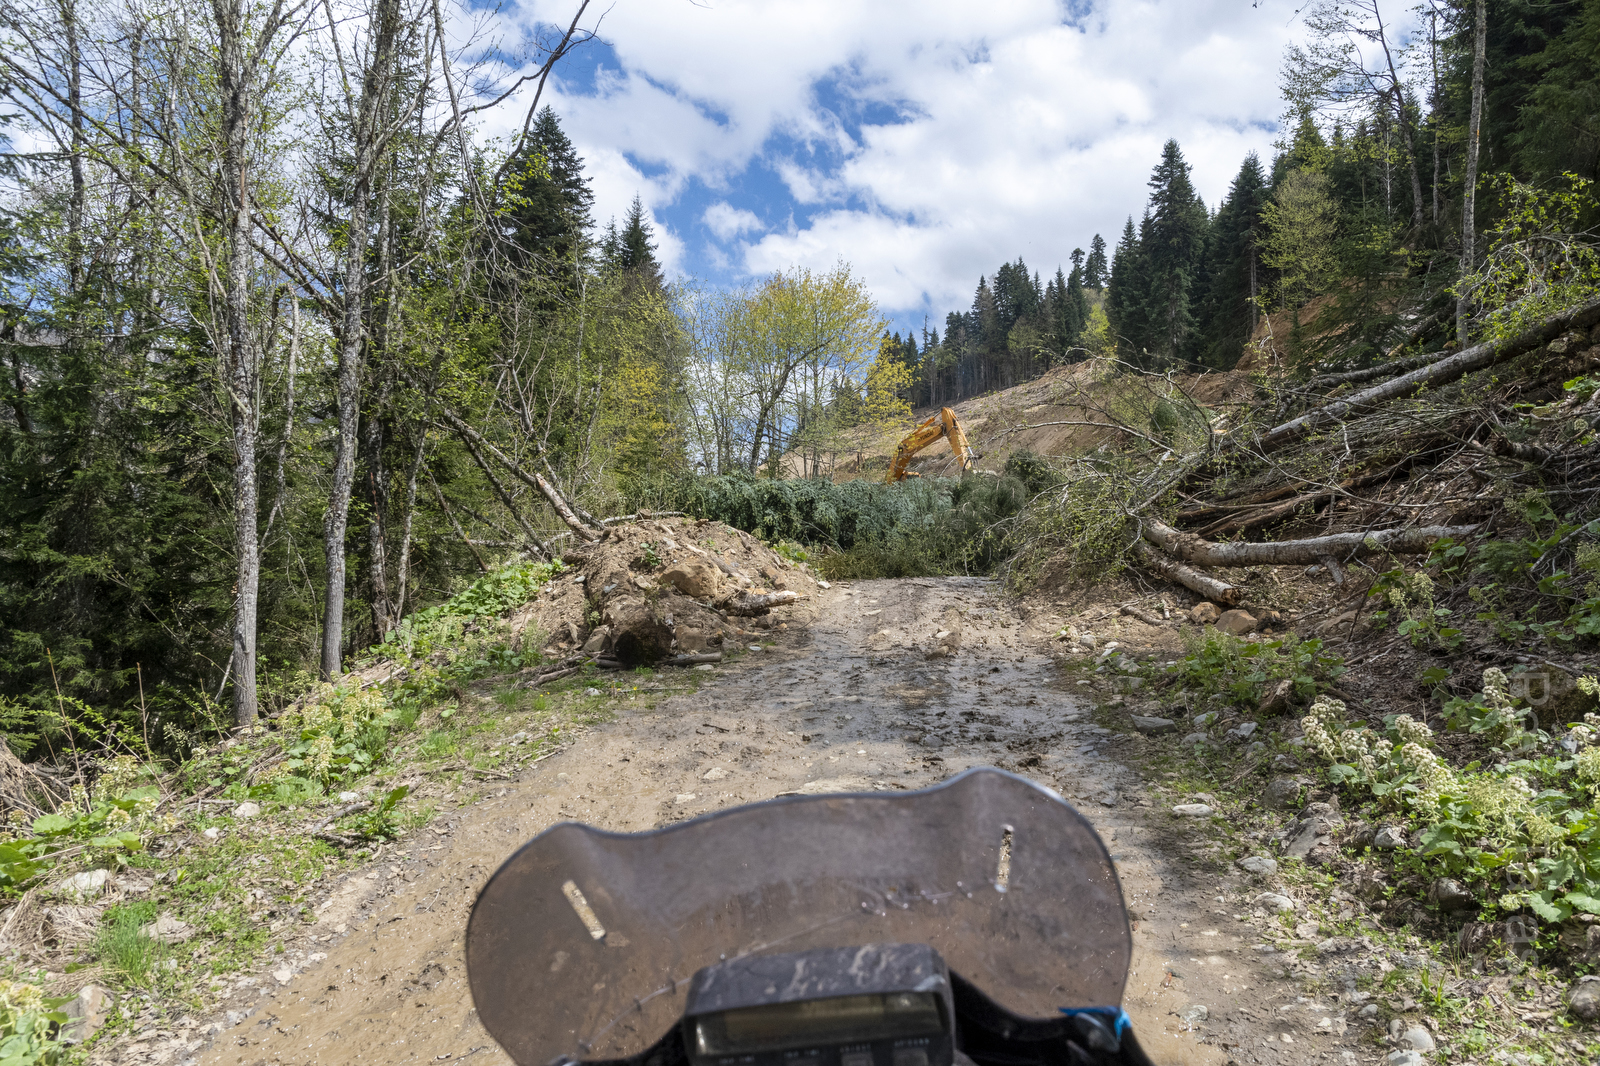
xmin=886 ymin=407 xmax=977 ymax=482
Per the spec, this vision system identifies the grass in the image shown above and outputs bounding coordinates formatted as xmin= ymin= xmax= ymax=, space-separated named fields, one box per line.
xmin=95 ymin=901 xmax=163 ymax=984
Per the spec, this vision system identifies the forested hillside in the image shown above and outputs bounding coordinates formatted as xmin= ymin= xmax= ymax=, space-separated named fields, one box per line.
xmin=889 ymin=0 xmax=1600 ymax=407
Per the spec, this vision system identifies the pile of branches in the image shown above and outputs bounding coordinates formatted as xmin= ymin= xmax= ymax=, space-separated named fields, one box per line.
xmin=1016 ymin=297 xmax=1600 ymax=606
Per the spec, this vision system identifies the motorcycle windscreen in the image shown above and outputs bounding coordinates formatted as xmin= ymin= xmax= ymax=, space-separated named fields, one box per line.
xmin=465 ymin=767 xmax=1129 ymax=1066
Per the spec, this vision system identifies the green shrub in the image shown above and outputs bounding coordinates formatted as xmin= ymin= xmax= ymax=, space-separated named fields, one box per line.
xmin=1166 ymin=629 xmax=1345 ymax=714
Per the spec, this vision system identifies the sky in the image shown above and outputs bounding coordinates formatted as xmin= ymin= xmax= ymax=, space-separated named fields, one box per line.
xmin=476 ymin=0 xmax=1316 ymax=337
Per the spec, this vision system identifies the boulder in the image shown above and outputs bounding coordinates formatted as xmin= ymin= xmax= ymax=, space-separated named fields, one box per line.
xmin=1190 ymin=602 xmax=1221 ymax=625
xmin=60 ymin=985 xmax=114 ymax=1044
xmin=1568 ymin=975 xmax=1600 ymax=1021
xmin=141 ymin=914 xmax=195 ymax=944
xmin=1172 ymin=803 xmax=1214 ymax=817
xmin=1456 ymin=921 xmax=1507 ymax=959
xmin=233 ymin=801 xmax=260 ymax=818
xmin=1284 ymin=811 xmax=1342 ymax=860
xmin=56 ymin=869 xmax=110 ymax=900
xmin=1130 ymin=715 xmax=1176 ymax=735
xmin=1264 ymin=776 xmax=1301 ymax=809
xmin=1373 ymin=825 xmax=1408 ymax=849
xmin=1257 ymin=677 xmax=1294 ymax=716
xmin=1398 ymin=1027 xmax=1435 ymax=1052
xmin=1226 ymin=721 xmax=1258 ymax=741
xmin=1236 ymin=855 xmax=1279 ymax=876
xmin=581 ymin=625 xmax=612 ymax=656
xmin=1214 ymin=609 xmax=1258 ymax=636
xmin=661 ymin=559 xmax=720 ymax=600
xmin=1180 ymin=732 xmax=1213 ymax=747
xmin=1253 ymin=892 xmax=1295 ymax=913
xmin=1427 ymin=878 xmax=1475 ymax=912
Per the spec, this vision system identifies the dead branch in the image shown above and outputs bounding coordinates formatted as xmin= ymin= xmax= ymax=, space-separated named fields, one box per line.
xmin=1142 ymin=517 xmax=1479 ymax=567
xmin=1133 ymin=542 xmax=1242 ymax=605
xmin=1120 ymin=604 xmax=1166 ymax=626
xmin=1257 ymin=296 xmax=1600 ymax=453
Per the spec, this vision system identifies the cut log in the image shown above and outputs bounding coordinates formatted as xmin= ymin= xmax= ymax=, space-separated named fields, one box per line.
xmin=662 ymin=652 xmax=723 ymax=666
xmin=1133 ymin=542 xmax=1242 ymax=606
xmin=1258 ymin=296 xmax=1600 ymax=453
xmin=717 ymin=589 xmax=800 ymax=616
xmin=1142 ymin=517 xmax=1478 ymax=568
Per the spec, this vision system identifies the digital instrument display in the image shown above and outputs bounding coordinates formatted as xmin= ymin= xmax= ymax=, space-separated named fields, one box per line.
xmin=692 ymin=992 xmax=944 ymax=1056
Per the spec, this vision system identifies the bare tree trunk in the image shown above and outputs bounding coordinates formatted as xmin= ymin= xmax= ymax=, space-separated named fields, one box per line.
xmin=212 ymin=0 xmax=263 ymax=727
xmin=321 ymin=0 xmax=402 ymax=678
xmin=364 ymin=378 xmax=392 ymax=638
xmin=1458 ymin=0 xmax=1487 ymax=347
xmin=262 ymin=291 xmax=300 ymax=546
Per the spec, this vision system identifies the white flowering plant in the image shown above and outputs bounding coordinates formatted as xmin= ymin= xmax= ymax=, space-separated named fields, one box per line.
xmin=0 ymin=979 xmax=69 ymax=1065
xmin=1301 ymin=677 xmax=1600 ymax=923
xmin=0 ymin=779 xmax=162 ymax=893
xmin=271 ymin=681 xmax=392 ymax=790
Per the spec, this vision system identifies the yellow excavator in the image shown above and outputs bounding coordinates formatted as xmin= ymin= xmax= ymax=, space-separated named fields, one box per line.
xmin=886 ymin=407 xmax=977 ymax=482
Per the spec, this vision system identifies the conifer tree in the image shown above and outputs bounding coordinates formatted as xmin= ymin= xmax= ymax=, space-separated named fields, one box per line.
xmin=504 ymin=107 xmax=595 ymax=274
xmin=1142 ymin=139 xmax=1208 ymax=365
xmin=1084 ymin=234 xmax=1108 ymax=289
xmin=1197 ymin=152 xmax=1270 ymax=368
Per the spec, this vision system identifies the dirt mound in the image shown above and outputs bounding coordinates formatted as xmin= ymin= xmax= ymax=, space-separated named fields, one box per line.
xmin=511 ymin=517 xmax=825 ymax=664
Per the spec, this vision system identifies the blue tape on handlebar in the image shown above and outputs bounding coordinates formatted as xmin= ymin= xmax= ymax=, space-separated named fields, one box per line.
xmin=1059 ymin=1006 xmax=1131 ymax=1038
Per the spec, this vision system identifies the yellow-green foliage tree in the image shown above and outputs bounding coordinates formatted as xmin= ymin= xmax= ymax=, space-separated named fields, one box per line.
xmin=1261 ymin=169 xmax=1341 ymax=313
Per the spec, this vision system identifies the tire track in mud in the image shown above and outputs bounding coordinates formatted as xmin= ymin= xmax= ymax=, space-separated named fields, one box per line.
xmin=182 ymin=579 xmax=1325 ymax=1066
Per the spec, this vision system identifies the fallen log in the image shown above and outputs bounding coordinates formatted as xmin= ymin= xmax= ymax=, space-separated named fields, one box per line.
xmin=662 ymin=652 xmax=723 ymax=666
xmin=422 ymin=397 xmax=600 ymax=542
xmin=1257 ymin=296 xmax=1600 ymax=454
xmin=717 ymin=589 xmax=800 ymax=616
xmin=1308 ymin=310 xmax=1450 ymax=389
xmin=1142 ymin=517 xmax=1478 ymax=568
xmin=1120 ymin=604 xmax=1166 ymax=626
xmin=1134 ymin=543 xmax=1242 ymax=605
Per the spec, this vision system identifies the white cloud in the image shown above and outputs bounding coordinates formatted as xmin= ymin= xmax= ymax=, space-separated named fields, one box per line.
xmin=702 ymin=203 xmax=764 ymax=241
xmin=484 ymin=1 xmax=1399 ymax=318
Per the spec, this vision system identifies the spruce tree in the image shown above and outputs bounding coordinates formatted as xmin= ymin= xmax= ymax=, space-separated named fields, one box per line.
xmin=1142 ymin=139 xmax=1207 ymax=365
xmin=616 ymin=194 xmax=664 ymax=290
xmin=1084 ymin=234 xmax=1108 ymax=289
xmin=503 ymin=107 xmax=595 ymax=274
xmin=1105 ymin=216 xmax=1147 ymax=360
xmin=1197 ymin=152 xmax=1270 ymax=369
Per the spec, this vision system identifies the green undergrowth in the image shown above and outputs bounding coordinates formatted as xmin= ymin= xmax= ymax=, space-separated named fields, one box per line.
xmin=1105 ymin=629 xmax=1600 ymax=1052
xmin=625 ymin=466 xmax=1039 ymax=579
xmin=0 ymin=555 xmax=702 ymax=1059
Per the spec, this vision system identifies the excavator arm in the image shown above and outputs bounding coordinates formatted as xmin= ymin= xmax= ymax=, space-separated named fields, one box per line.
xmin=886 ymin=407 xmax=977 ymax=482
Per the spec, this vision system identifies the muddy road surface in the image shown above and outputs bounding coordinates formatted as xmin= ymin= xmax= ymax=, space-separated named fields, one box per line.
xmin=189 ymin=579 xmax=1335 ymax=1066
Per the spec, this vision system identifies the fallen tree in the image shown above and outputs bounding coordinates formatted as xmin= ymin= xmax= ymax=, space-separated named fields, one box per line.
xmin=1141 ymin=517 xmax=1478 ymax=568
xmin=1257 ymin=295 xmax=1600 ymax=453
xmin=1133 ymin=542 xmax=1242 ymax=605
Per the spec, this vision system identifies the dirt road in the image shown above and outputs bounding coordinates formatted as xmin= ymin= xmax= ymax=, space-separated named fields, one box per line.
xmin=188 ymin=579 xmax=1345 ymax=1066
